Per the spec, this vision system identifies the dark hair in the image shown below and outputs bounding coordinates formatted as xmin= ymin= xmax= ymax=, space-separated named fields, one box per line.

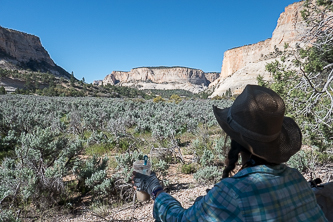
xmin=222 ymin=140 xmax=246 ymax=178
xmin=222 ymin=140 xmax=277 ymax=178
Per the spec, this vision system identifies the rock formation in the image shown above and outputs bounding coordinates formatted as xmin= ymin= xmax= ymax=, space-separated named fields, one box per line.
xmin=93 ymin=80 xmax=103 ymax=86
xmin=98 ymin=67 xmax=220 ymax=93
xmin=0 ymin=26 xmax=70 ymax=78
xmin=210 ymin=2 xmax=307 ymax=97
xmin=205 ymin=72 xmax=220 ymax=84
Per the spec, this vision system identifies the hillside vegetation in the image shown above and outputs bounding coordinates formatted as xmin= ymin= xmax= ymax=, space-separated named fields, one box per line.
xmin=1 ymin=93 xmax=331 ymax=220
xmin=0 ymin=95 xmax=235 ymax=220
xmin=0 ymin=69 xmax=215 ymax=100
xmin=0 ymin=69 xmax=154 ymax=99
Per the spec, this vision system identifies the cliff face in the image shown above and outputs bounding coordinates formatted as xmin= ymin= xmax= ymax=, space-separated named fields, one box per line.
xmin=205 ymin=72 xmax=220 ymax=84
xmin=0 ymin=26 xmax=70 ymax=78
xmin=100 ymin=67 xmax=220 ymax=93
xmin=210 ymin=2 xmax=307 ymax=97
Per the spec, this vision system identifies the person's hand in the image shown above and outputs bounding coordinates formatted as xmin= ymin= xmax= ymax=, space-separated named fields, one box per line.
xmin=132 ymin=171 xmax=162 ymax=196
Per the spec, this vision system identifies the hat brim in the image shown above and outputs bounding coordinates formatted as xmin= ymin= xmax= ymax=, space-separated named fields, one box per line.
xmin=213 ymin=105 xmax=302 ymax=164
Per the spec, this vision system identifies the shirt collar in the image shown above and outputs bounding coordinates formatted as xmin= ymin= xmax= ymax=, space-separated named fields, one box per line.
xmin=233 ymin=164 xmax=287 ymax=178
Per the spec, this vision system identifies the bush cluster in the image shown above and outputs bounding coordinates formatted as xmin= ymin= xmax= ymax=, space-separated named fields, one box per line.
xmin=0 ymin=94 xmax=231 ymax=219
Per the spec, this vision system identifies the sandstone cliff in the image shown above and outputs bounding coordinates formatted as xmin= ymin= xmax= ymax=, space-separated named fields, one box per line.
xmin=93 ymin=80 xmax=103 ymax=86
xmin=99 ymin=67 xmax=220 ymax=93
xmin=210 ymin=2 xmax=307 ymax=97
xmin=0 ymin=26 xmax=70 ymax=78
xmin=205 ymin=72 xmax=220 ymax=84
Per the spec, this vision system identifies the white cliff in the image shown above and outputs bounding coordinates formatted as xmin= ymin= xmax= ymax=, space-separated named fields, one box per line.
xmin=210 ymin=2 xmax=307 ymax=97
xmin=99 ymin=67 xmax=220 ymax=93
xmin=0 ymin=26 xmax=70 ymax=78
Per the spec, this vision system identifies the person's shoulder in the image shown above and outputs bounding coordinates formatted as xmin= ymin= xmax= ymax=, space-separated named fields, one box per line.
xmin=282 ymin=165 xmax=305 ymax=177
xmin=209 ymin=178 xmax=243 ymax=201
xmin=283 ymin=165 xmax=309 ymax=184
xmin=215 ymin=176 xmax=250 ymax=194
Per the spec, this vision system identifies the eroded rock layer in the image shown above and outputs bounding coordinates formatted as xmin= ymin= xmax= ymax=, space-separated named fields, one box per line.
xmin=0 ymin=26 xmax=70 ymax=78
xmin=99 ymin=67 xmax=220 ymax=93
xmin=210 ymin=2 xmax=307 ymax=97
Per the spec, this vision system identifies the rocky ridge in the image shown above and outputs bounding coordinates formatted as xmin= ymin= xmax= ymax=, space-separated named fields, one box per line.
xmin=0 ymin=26 xmax=70 ymax=78
xmin=97 ymin=2 xmax=308 ymax=95
xmin=97 ymin=67 xmax=220 ymax=93
xmin=209 ymin=2 xmax=308 ymax=97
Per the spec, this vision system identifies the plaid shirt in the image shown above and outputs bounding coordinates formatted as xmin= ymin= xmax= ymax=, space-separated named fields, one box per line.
xmin=153 ymin=164 xmax=327 ymax=222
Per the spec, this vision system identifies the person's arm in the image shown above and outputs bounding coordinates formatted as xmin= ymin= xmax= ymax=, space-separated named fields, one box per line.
xmin=154 ymin=189 xmax=165 ymax=199
xmin=153 ymin=181 xmax=242 ymax=222
xmin=133 ymin=171 xmax=242 ymax=221
xmin=132 ymin=171 xmax=187 ymax=221
xmin=153 ymin=192 xmax=186 ymax=221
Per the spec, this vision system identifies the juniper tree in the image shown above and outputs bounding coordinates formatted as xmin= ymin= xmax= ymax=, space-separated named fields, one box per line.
xmin=70 ymin=71 xmax=75 ymax=87
xmin=259 ymin=0 xmax=333 ymax=151
xmin=0 ymin=86 xmax=6 ymax=94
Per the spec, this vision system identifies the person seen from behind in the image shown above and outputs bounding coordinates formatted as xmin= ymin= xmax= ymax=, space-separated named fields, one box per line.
xmin=132 ymin=84 xmax=327 ymax=221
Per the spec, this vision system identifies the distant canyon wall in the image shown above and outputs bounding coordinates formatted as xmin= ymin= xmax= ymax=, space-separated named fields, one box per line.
xmin=210 ymin=2 xmax=307 ymax=97
xmin=0 ymin=26 xmax=69 ymax=78
xmin=98 ymin=67 xmax=220 ymax=93
xmin=98 ymin=2 xmax=307 ymax=95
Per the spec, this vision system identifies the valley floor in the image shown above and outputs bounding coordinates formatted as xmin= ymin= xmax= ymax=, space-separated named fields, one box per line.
xmin=43 ymin=162 xmax=332 ymax=222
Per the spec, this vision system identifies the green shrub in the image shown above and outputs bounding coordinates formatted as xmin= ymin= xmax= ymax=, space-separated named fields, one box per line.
xmin=115 ymin=150 xmax=144 ymax=182
xmin=193 ymin=166 xmax=222 ymax=184
xmin=287 ymin=148 xmax=318 ymax=173
xmin=108 ymin=156 xmax=118 ymax=169
xmin=214 ymin=135 xmax=230 ymax=163
xmin=192 ymin=138 xmax=207 ymax=157
xmin=211 ymin=95 xmax=224 ymax=100
xmin=0 ymin=209 xmax=20 ymax=222
xmin=0 ymin=86 xmax=6 ymax=95
xmin=0 ymin=127 xmax=84 ymax=212
xmin=153 ymin=95 xmax=165 ymax=103
xmin=85 ymin=131 xmax=115 ymax=155
xmin=200 ymin=149 xmax=214 ymax=166
xmin=181 ymin=163 xmax=197 ymax=174
xmin=316 ymin=151 xmax=333 ymax=164
xmin=169 ymin=94 xmax=182 ymax=104
xmin=85 ymin=143 xmax=111 ymax=156
xmin=74 ymin=154 xmax=109 ymax=195
xmin=152 ymin=159 xmax=170 ymax=187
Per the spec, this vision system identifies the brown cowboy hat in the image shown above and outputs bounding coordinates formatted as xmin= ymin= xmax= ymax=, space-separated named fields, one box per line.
xmin=213 ymin=85 xmax=302 ymax=164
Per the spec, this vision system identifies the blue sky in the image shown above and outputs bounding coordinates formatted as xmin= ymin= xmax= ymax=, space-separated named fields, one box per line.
xmin=0 ymin=0 xmax=299 ymax=83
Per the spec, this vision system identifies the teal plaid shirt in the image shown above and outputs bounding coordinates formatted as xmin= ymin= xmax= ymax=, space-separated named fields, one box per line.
xmin=153 ymin=164 xmax=327 ymax=222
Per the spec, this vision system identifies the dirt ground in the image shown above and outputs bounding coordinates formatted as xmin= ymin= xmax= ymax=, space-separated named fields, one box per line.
xmin=48 ymin=161 xmax=333 ymax=222
xmin=56 ymin=164 xmax=211 ymax=222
